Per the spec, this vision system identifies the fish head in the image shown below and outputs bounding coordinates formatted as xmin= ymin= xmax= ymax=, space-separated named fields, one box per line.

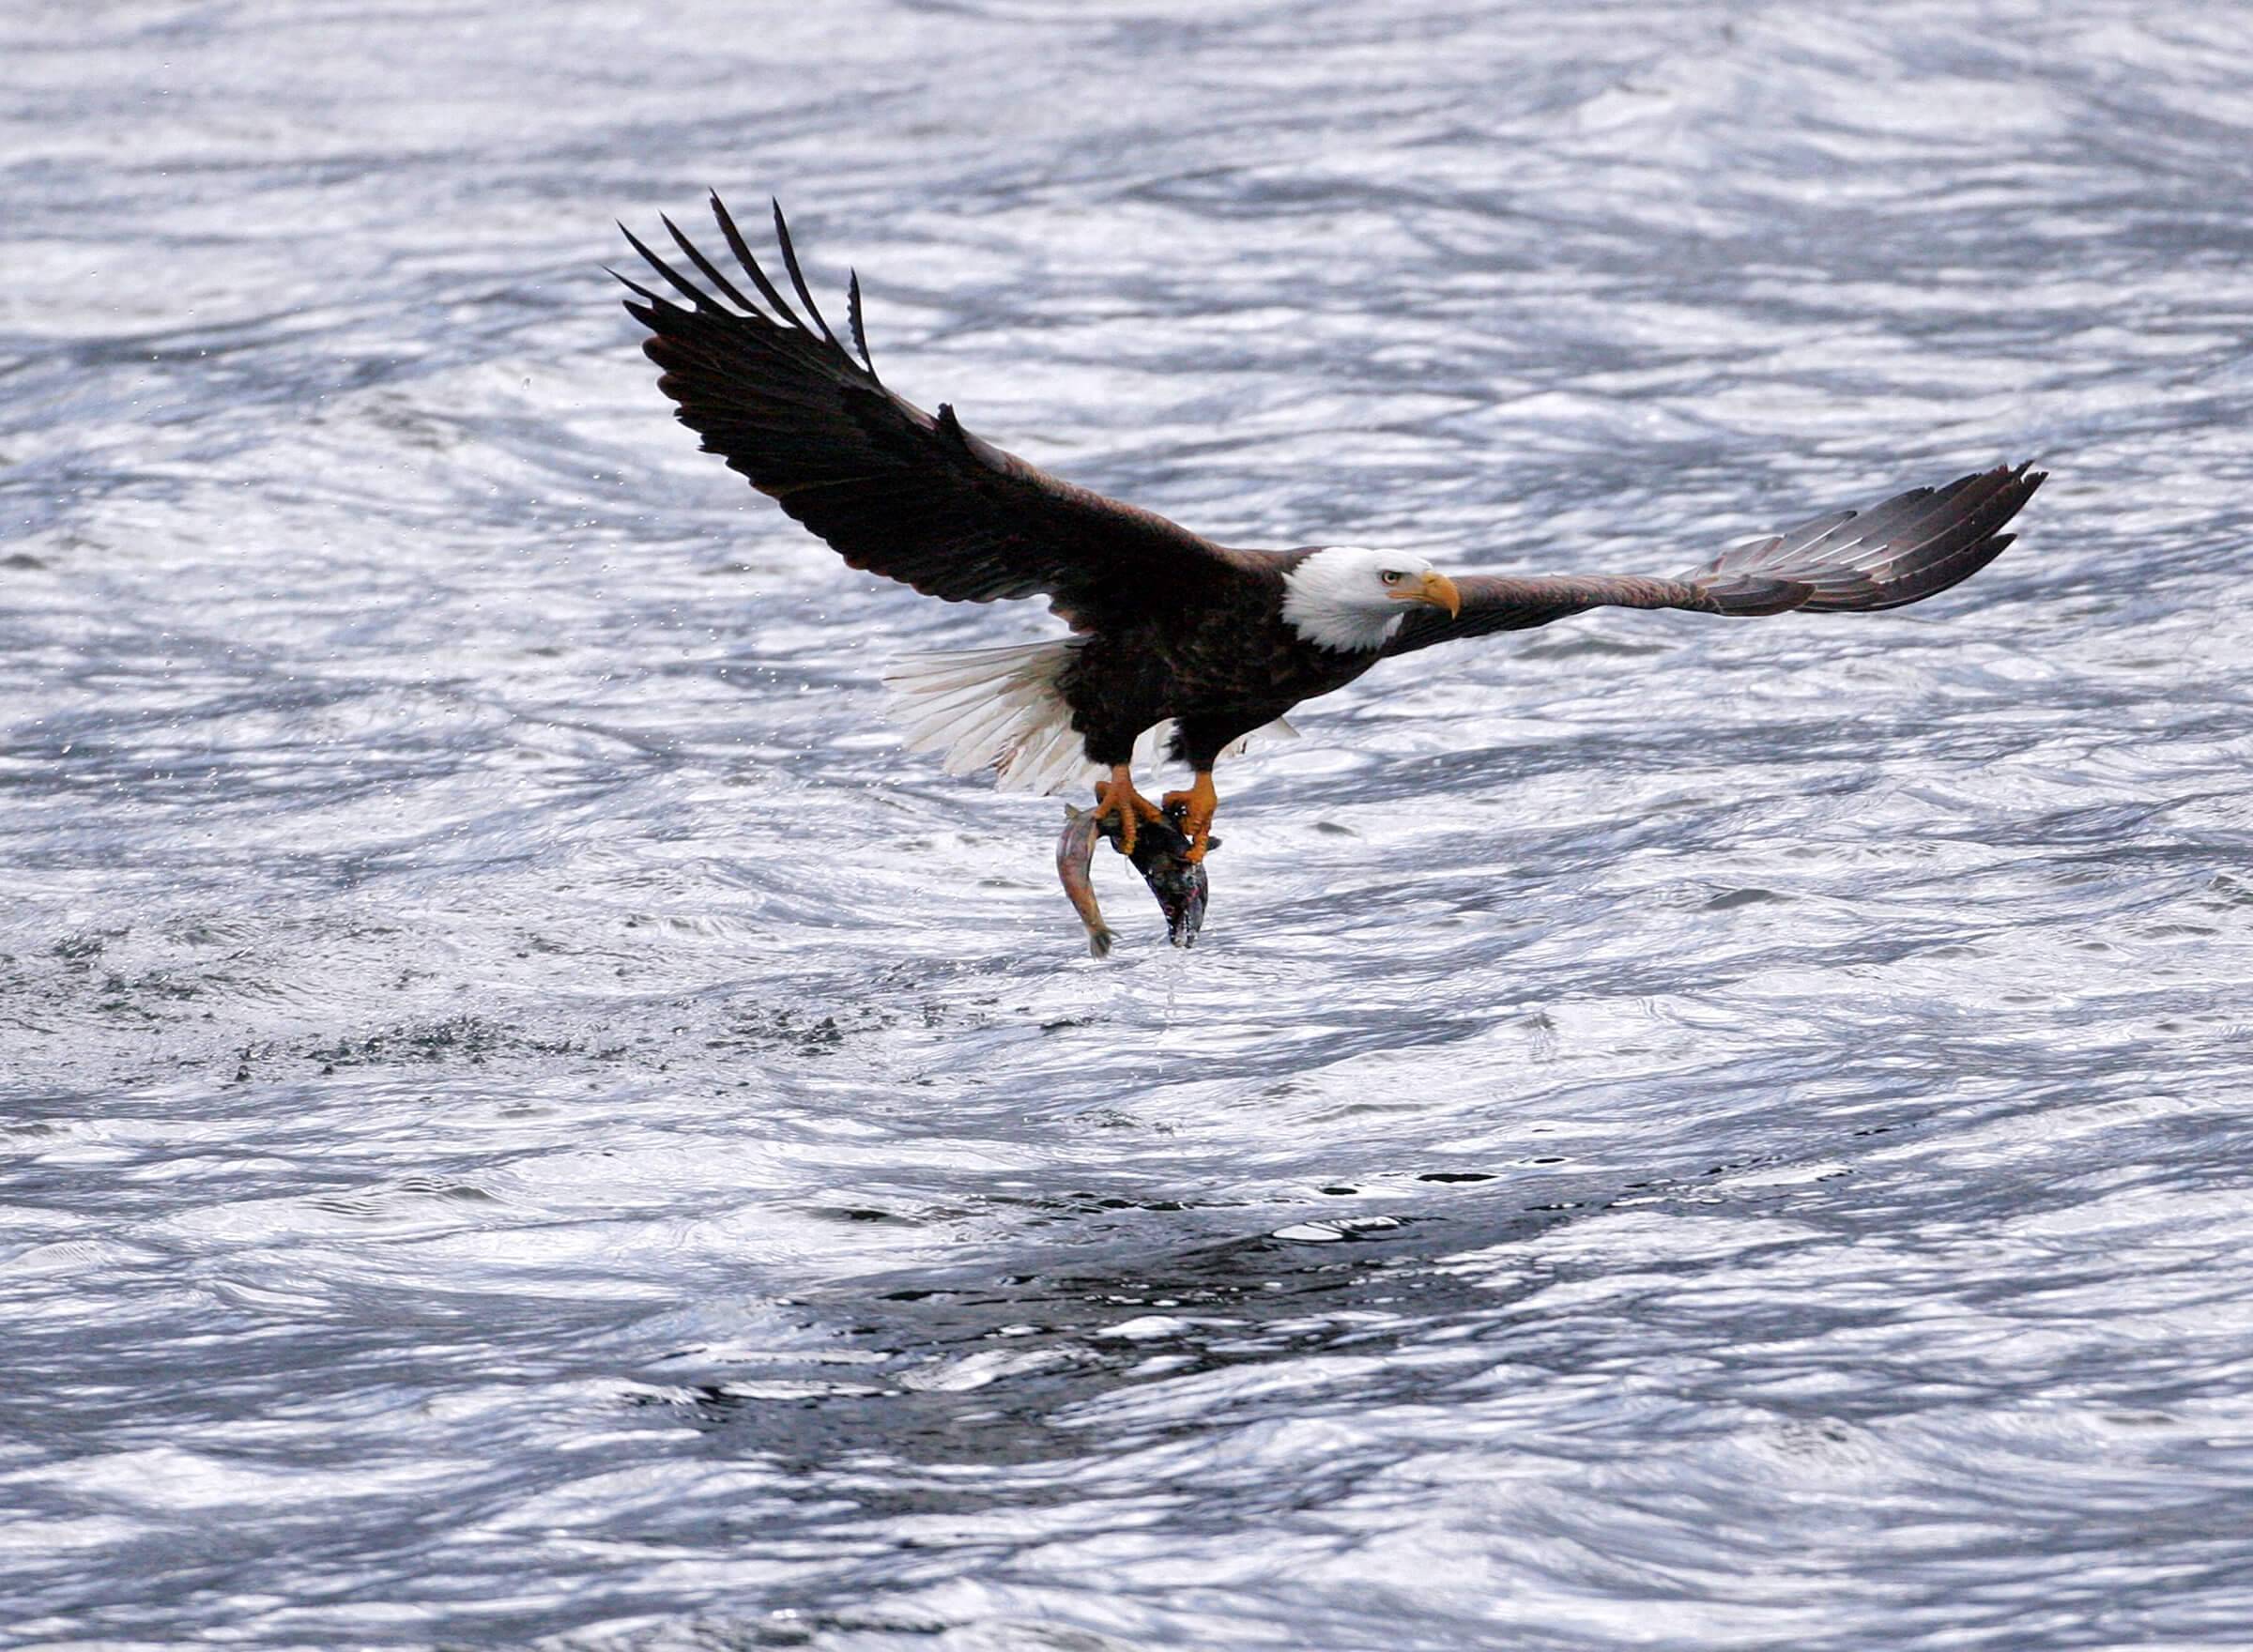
xmin=1147 ymin=860 xmax=1207 ymax=947
xmin=1129 ymin=807 xmax=1211 ymax=948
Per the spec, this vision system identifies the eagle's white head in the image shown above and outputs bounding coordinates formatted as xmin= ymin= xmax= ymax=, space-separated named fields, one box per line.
xmin=1280 ymin=546 xmax=1464 ymax=652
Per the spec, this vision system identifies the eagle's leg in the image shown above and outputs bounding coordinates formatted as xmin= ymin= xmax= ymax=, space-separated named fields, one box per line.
xmin=1091 ymin=764 xmax=1164 ymax=857
xmin=1161 ymin=771 xmax=1218 ymax=864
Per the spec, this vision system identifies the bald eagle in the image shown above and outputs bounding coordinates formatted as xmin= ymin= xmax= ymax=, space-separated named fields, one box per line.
xmin=617 ymin=196 xmax=2044 ymax=863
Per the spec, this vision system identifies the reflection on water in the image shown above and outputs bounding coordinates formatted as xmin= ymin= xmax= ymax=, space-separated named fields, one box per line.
xmin=5 ymin=2 xmax=2252 ymax=1648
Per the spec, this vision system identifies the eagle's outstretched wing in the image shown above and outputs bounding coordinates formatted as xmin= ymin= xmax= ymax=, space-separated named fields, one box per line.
xmin=1382 ymin=463 xmax=2046 ymax=655
xmin=616 ymin=195 xmax=1262 ymax=631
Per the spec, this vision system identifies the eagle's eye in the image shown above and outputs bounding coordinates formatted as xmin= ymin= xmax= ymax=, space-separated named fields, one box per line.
xmin=1380 ymin=570 xmax=1402 ymax=586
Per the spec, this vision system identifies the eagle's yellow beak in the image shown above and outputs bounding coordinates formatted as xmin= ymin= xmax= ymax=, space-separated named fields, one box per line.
xmin=1390 ymin=569 xmax=1461 ymax=619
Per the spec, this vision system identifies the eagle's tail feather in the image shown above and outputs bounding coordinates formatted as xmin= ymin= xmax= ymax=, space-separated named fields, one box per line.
xmin=883 ymin=639 xmax=1097 ymax=796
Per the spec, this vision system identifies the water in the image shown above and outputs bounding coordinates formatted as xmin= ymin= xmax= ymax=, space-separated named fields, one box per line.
xmin=6 ymin=2 xmax=2252 ymax=1646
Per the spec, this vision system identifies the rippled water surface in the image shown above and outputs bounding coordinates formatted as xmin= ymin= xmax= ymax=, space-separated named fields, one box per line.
xmin=7 ymin=2 xmax=2253 ymax=1647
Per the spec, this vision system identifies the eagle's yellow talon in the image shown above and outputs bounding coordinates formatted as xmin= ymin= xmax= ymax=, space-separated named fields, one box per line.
xmin=1161 ymin=771 xmax=1219 ymax=864
xmin=1092 ymin=765 xmax=1162 ymax=857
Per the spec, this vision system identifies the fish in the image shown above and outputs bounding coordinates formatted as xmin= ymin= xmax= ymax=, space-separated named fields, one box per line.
xmin=1055 ymin=802 xmax=1216 ymax=955
xmin=1055 ymin=805 xmax=1118 ymax=957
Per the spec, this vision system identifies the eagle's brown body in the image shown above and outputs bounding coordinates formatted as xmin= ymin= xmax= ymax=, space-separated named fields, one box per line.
xmin=1055 ymin=550 xmax=1362 ymax=769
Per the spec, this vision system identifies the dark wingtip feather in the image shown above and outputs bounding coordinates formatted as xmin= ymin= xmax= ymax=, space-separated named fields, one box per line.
xmin=1855 ymin=528 xmax=2018 ymax=611
xmin=661 ymin=211 xmax=759 ymax=315
xmin=617 ymin=221 xmax=717 ymax=312
xmin=1692 ymin=460 xmax=2046 ymax=617
xmin=770 ymin=198 xmax=840 ymax=348
xmin=604 ymin=264 xmax=667 ymax=306
xmin=847 ymin=268 xmax=878 ymax=379
xmin=710 ymin=191 xmax=805 ymax=331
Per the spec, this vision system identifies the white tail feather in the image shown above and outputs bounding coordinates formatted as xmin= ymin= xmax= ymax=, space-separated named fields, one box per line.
xmin=882 ymin=639 xmax=1298 ymax=797
xmin=883 ymin=640 xmax=1096 ymax=795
